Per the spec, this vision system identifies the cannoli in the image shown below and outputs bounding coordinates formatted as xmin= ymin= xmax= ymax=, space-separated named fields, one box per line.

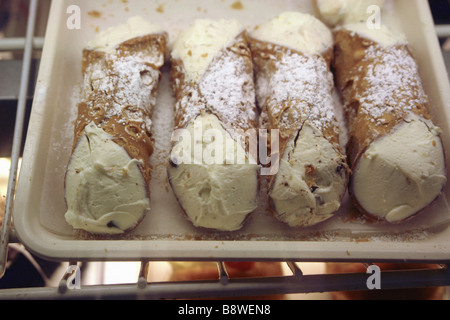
xmin=64 ymin=17 xmax=168 ymax=236
xmin=168 ymin=19 xmax=259 ymax=232
xmin=314 ymin=0 xmax=386 ymax=27
xmin=250 ymin=12 xmax=349 ymax=228
xmin=333 ymin=23 xmax=447 ymax=223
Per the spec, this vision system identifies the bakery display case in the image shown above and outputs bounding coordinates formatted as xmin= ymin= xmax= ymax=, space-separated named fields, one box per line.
xmin=1 ymin=0 xmax=450 ymax=300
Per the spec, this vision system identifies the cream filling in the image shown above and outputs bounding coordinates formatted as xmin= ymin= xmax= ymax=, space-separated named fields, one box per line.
xmin=65 ymin=122 xmax=150 ymax=234
xmin=342 ymin=22 xmax=407 ymax=47
xmin=171 ymin=18 xmax=244 ymax=82
xmin=251 ymin=12 xmax=333 ymax=54
xmin=353 ymin=114 xmax=447 ymax=223
xmin=270 ymin=123 xmax=347 ymax=227
xmin=316 ymin=0 xmax=386 ymax=27
xmin=168 ymin=113 xmax=259 ymax=231
xmin=87 ymin=16 xmax=164 ymax=53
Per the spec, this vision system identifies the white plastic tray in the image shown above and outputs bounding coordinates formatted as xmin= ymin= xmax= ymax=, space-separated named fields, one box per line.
xmin=13 ymin=0 xmax=450 ymax=262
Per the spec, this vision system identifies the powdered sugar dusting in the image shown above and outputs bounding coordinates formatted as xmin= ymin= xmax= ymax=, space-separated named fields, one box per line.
xmin=80 ymin=53 xmax=160 ymax=135
xmin=173 ymin=36 xmax=257 ymax=131
xmin=356 ymin=44 xmax=428 ymax=124
xmin=256 ymin=48 xmax=338 ymax=133
xmin=200 ymin=51 xmax=256 ymax=129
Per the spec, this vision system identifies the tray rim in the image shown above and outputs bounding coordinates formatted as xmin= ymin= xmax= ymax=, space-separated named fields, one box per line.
xmin=12 ymin=0 xmax=450 ymax=263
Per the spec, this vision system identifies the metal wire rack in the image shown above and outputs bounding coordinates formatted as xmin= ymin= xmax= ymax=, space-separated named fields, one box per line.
xmin=0 ymin=260 xmax=448 ymax=300
xmin=1 ymin=0 xmax=450 ymax=300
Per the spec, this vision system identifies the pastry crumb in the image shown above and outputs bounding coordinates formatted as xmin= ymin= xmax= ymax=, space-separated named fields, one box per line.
xmin=231 ymin=1 xmax=244 ymax=10
xmin=156 ymin=4 xmax=164 ymax=13
xmin=88 ymin=10 xmax=102 ymax=18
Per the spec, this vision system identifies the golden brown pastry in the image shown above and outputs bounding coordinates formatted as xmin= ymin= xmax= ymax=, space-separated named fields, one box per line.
xmin=250 ymin=12 xmax=349 ymax=227
xmin=167 ymin=19 xmax=259 ymax=232
xmin=333 ymin=23 xmax=447 ymax=223
xmin=64 ymin=17 xmax=168 ymax=236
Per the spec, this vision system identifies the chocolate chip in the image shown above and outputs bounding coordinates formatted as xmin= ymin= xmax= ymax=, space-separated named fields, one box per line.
xmin=335 ymin=163 xmax=346 ymax=176
xmin=169 ymin=159 xmax=179 ymax=168
xmin=107 ymin=221 xmax=118 ymax=229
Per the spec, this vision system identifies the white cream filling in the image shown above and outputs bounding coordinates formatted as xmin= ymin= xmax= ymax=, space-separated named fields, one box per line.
xmin=251 ymin=12 xmax=333 ymax=55
xmin=171 ymin=19 xmax=244 ymax=82
xmin=65 ymin=122 xmax=150 ymax=234
xmin=168 ymin=113 xmax=259 ymax=231
xmin=342 ymin=22 xmax=407 ymax=47
xmin=352 ymin=114 xmax=447 ymax=223
xmin=270 ymin=123 xmax=347 ymax=227
xmin=316 ymin=0 xmax=386 ymax=27
xmin=87 ymin=16 xmax=164 ymax=53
